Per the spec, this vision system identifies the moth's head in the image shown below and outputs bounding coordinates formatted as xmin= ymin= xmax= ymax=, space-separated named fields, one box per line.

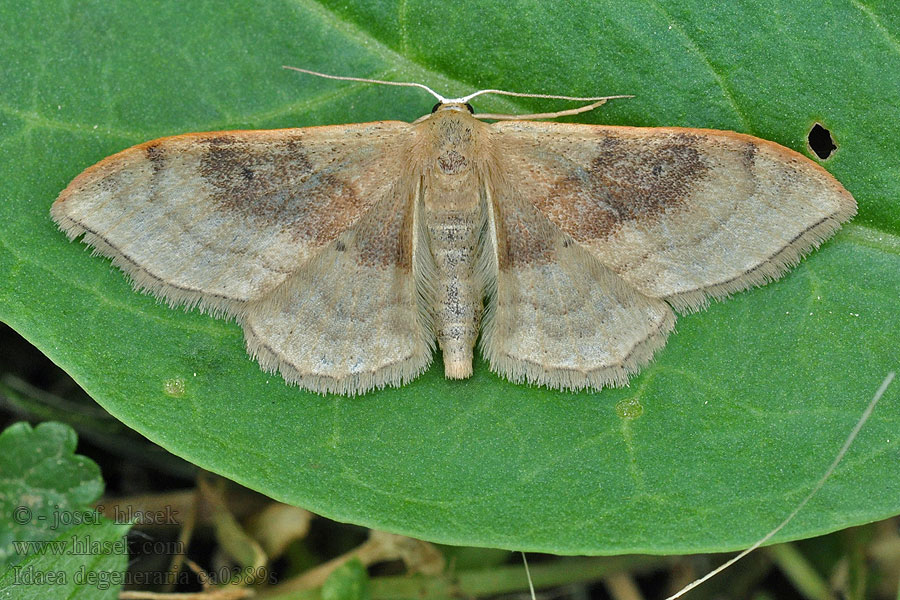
xmin=431 ymin=102 xmax=475 ymax=115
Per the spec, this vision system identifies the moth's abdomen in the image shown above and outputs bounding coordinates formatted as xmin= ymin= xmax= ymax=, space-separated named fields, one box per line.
xmin=424 ymin=205 xmax=483 ymax=378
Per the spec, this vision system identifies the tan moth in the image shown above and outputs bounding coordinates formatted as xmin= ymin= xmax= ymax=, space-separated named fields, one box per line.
xmin=52 ymin=69 xmax=856 ymax=395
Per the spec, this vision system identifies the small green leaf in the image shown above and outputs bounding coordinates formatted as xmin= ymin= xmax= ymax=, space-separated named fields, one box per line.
xmin=322 ymin=558 xmax=370 ymax=600
xmin=0 ymin=422 xmax=104 ymax=570
xmin=0 ymin=422 xmax=130 ymax=598
xmin=0 ymin=521 xmax=130 ymax=600
xmin=1 ymin=1 xmax=897 ymax=555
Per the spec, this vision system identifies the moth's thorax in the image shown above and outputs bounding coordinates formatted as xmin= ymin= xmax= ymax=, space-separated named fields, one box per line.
xmin=419 ymin=105 xmax=486 ymax=184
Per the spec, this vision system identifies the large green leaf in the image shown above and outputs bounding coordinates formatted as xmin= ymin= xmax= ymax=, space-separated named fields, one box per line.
xmin=1 ymin=1 xmax=897 ymax=554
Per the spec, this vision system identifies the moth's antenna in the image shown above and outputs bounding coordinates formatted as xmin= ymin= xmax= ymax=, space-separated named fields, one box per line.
xmin=665 ymin=370 xmax=895 ymax=600
xmin=473 ymin=98 xmax=632 ymax=121
xmin=284 ymin=66 xmax=632 ymax=121
xmin=455 ymin=88 xmax=630 ymax=104
xmin=283 ymin=66 xmax=449 ymax=103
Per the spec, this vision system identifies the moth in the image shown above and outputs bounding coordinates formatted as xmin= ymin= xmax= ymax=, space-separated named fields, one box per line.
xmin=52 ymin=69 xmax=856 ymax=395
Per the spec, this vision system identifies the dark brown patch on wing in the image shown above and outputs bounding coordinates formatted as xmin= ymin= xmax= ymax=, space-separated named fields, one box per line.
xmin=145 ymin=141 xmax=165 ymax=174
xmin=495 ymin=199 xmax=558 ymax=269
xmin=742 ymin=141 xmax=758 ymax=197
xmin=142 ymin=141 xmax=166 ymax=200
xmin=198 ymin=134 xmax=364 ymax=245
xmin=743 ymin=140 xmax=758 ymax=167
xmin=206 ymin=135 xmax=238 ymax=146
xmin=199 ymin=135 xmax=311 ymax=212
xmin=536 ymin=132 xmax=710 ymax=242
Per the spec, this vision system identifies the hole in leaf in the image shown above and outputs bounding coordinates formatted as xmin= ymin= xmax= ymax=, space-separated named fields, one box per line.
xmin=808 ymin=122 xmax=837 ymax=159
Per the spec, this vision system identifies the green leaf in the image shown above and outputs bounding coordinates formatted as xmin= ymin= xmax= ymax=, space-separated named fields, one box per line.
xmin=0 ymin=521 xmax=130 ymax=600
xmin=0 ymin=422 xmax=104 ymax=570
xmin=322 ymin=558 xmax=370 ymax=600
xmin=1 ymin=0 xmax=898 ymax=554
xmin=0 ymin=422 xmax=130 ymax=598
